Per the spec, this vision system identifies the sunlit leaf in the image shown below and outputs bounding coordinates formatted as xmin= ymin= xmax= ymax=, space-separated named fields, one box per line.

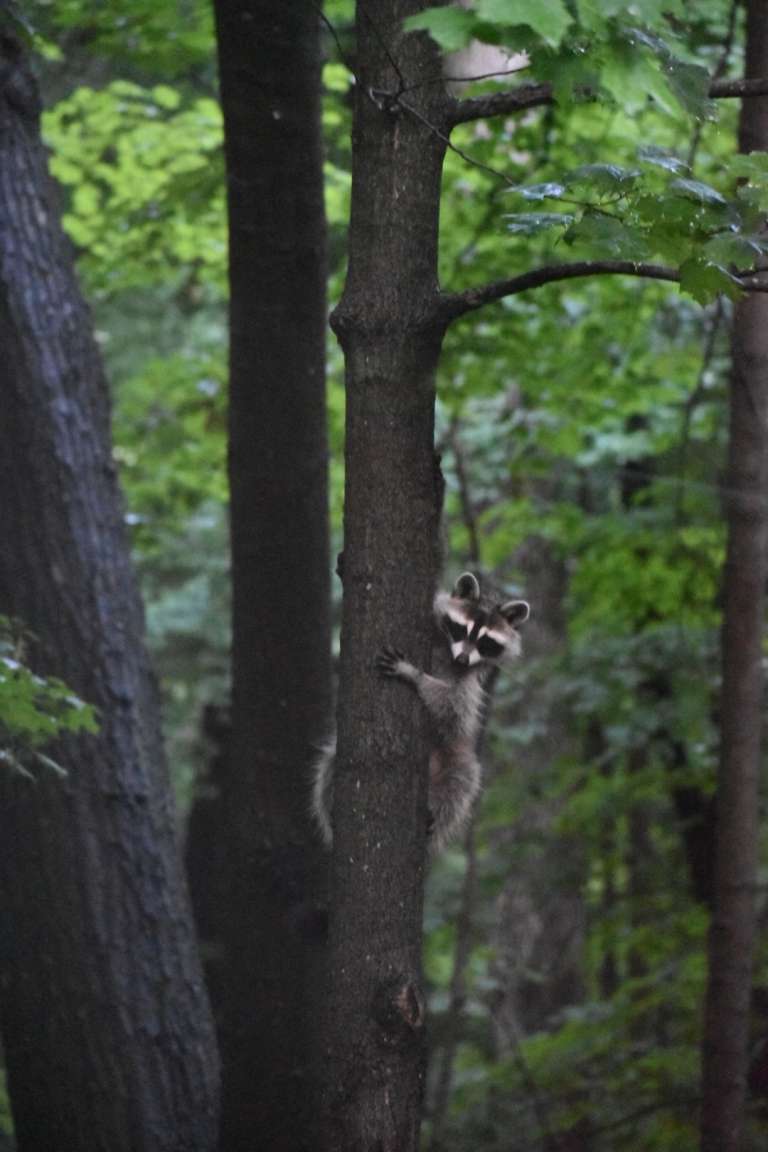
xmin=669 ymin=178 xmax=727 ymax=206
xmin=475 ymin=0 xmax=573 ymax=46
xmin=504 ymin=211 xmax=575 ymax=234
xmin=403 ymin=7 xmax=475 ymax=51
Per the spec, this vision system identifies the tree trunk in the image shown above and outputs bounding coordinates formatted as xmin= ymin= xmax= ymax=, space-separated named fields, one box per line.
xmin=186 ymin=3 xmax=332 ymax=1150
xmin=700 ymin=5 xmax=768 ymax=1148
xmin=321 ymin=5 xmax=448 ymax=1150
xmin=0 ymin=28 xmax=219 ymax=1152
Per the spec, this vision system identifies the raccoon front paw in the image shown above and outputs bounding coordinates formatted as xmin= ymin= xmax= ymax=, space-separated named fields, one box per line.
xmin=376 ymin=645 xmax=407 ymax=678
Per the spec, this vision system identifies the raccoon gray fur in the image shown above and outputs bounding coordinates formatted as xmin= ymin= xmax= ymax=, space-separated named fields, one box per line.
xmin=311 ymin=572 xmax=530 ymax=854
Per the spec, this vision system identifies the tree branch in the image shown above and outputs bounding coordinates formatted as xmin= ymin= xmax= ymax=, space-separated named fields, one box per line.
xmin=438 ymin=261 xmax=768 ymax=322
xmin=438 ymin=262 xmax=677 ymax=320
xmin=710 ymin=75 xmax=768 ymax=98
xmin=447 ymin=82 xmax=554 ymax=126
xmin=447 ymin=75 xmax=768 ymax=128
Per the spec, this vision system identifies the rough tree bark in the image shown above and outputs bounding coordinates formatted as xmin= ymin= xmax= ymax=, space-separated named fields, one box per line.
xmin=321 ymin=4 xmax=448 ymax=1150
xmin=700 ymin=4 xmax=768 ymax=1148
xmin=0 ymin=27 xmax=219 ymax=1152
xmin=185 ymin=3 xmax=332 ymax=1151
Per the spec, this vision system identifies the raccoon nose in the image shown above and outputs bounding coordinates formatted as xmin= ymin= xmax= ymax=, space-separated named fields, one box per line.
xmin=455 ymin=652 xmax=469 ymax=667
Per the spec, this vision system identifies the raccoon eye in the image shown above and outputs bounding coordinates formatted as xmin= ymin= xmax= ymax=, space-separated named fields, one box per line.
xmin=477 ymin=635 xmax=504 ymax=659
xmin=444 ymin=617 xmax=467 ymax=642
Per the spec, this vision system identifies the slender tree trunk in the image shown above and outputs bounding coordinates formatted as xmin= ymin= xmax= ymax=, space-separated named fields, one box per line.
xmin=700 ymin=5 xmax=768 ymax=1148
xmin=0 ymin=28 xmax=219 ymax=1152
xmin=321 ymin=4 xmax=448 ymax=1149
xmin=185 ymin=3 xmax=332 ymax=1150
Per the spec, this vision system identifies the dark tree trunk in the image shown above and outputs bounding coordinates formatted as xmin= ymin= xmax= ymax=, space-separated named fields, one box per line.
xmin=186 ymin=3 xmax=332 ymax=1150
xmin=700 ymin=5 xmax=768 ymax=1148
xmin=0 ymin=29 xmax=219 ymax=1152
xmin=321 ymin=5 xmax=448 ymax=1150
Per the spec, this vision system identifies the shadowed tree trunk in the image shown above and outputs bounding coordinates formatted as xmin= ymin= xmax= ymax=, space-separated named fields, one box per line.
xmin=320 ymin=4 xmax=448 ymax=1149
xmin=0 ymin=25 xmax=219 ymax=1152
xmin=185 ymin=3 xmax=332 ymax=1150
xmin=701 ymin=4 xmax=768 ymax=1148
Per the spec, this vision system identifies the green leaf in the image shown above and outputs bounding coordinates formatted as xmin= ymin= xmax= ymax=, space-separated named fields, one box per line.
xmin=475 ymin=0 xmax=572 ymax=46
xmin=632 ymin=28 xmax=712 ymax=118
xmin=152 ymin=84 xmax=181 ymax=111
xmin=504 ymin=212 xmax=575 ymax=235
xmin=515 ymin=181 xmax=567 ymax=201
xmin=731 ymin=151 xmax=768 ymax=180
xmin=669 ymin=178 xmax=727 ymax=206
xmin=563 ymin=213 xmax=649 ymax=259
xmin=637 ymin=146 xmax=688 ymax=174
xmin=630 ymin=0 xmax=685 ymax=18
xmin=565 ymin=163 xmax=640 ymax=195
xmin=678 ymin=257 xmax=740 ymax=305
xmin=575 ymin=0 xmax=683 ymax=24
xmin=403 ymin=8 xmax=475 ymax=51
xmin=661 ymin=56 xmax=712 ymax=119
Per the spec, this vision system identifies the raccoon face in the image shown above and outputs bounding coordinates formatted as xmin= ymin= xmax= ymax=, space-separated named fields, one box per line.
xmin=437 ymin=572 xmax=530 ymax=670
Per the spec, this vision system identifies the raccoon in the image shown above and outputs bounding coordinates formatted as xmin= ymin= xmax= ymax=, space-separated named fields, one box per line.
xmin=311 ymin=572 xmax=530 ymax=854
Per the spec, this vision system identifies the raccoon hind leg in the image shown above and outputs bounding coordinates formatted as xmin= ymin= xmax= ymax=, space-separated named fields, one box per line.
xmin=428 ymin=743 xmax=481 ymax=853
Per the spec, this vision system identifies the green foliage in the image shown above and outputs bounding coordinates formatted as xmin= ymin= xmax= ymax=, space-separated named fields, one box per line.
xmin=0 ymin=1062 xmax=11 ymax=1138
xmin=421 ymin=5 xmax=752 ymax=1144
xmin=406 ymin=0 xmax=573 ymax=53
xmin=0 ymin=617 xmax=98 ymax=780
xmin=412 ymin=0 xmax=767 ymax=304
xmin=29 ymin=0 xmax=215 ymax=78
xmin=504 ymin=154 xmax=765 ymax=302
xmin=407 ymin=0 xmax=711 ymax=120
xmin=114 ymin=351 xmax=227 ymax=549
xmin=43 ymin=81 xmax=225 ymax=294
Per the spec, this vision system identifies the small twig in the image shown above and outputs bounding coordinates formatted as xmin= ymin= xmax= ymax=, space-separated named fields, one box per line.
xmin=400 ymin=64 xmax=531 ymax=97
xmin=400 ymin=94 xmax=518 ymax=186
xmin=310 ymin=0 xmax=357 ymax=78
xmin=687 ymin=0 xmax=739 ymax=169
xmin=357 ymin=0 xmax=405 ymax=96
xmin=449 ymin=417 xmax=482 ymax=563
xmin=506 ymin=1018 xmax=560 ymax=1151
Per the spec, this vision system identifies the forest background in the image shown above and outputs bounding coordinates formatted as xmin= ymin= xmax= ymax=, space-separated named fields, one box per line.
xmin=1 ymin=0 xmax=768 ymax=1150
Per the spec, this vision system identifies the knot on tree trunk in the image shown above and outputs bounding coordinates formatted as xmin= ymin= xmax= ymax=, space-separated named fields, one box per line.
xmin=371 ymin=977 xmax=425 ymax=1049
xmin=329 ymin=298 xmax=447 ymax=348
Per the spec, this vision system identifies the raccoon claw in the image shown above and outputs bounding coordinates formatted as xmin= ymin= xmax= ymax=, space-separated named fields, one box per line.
xmin=376 ymin=646 xmax=405 ymax=677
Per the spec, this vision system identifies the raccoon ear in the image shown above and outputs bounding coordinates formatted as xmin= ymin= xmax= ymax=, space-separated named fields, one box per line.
xmin=499 ymin=599 xmax=530 ymax=627
xmin=453 ymin=572 xmax=480 ymax=601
